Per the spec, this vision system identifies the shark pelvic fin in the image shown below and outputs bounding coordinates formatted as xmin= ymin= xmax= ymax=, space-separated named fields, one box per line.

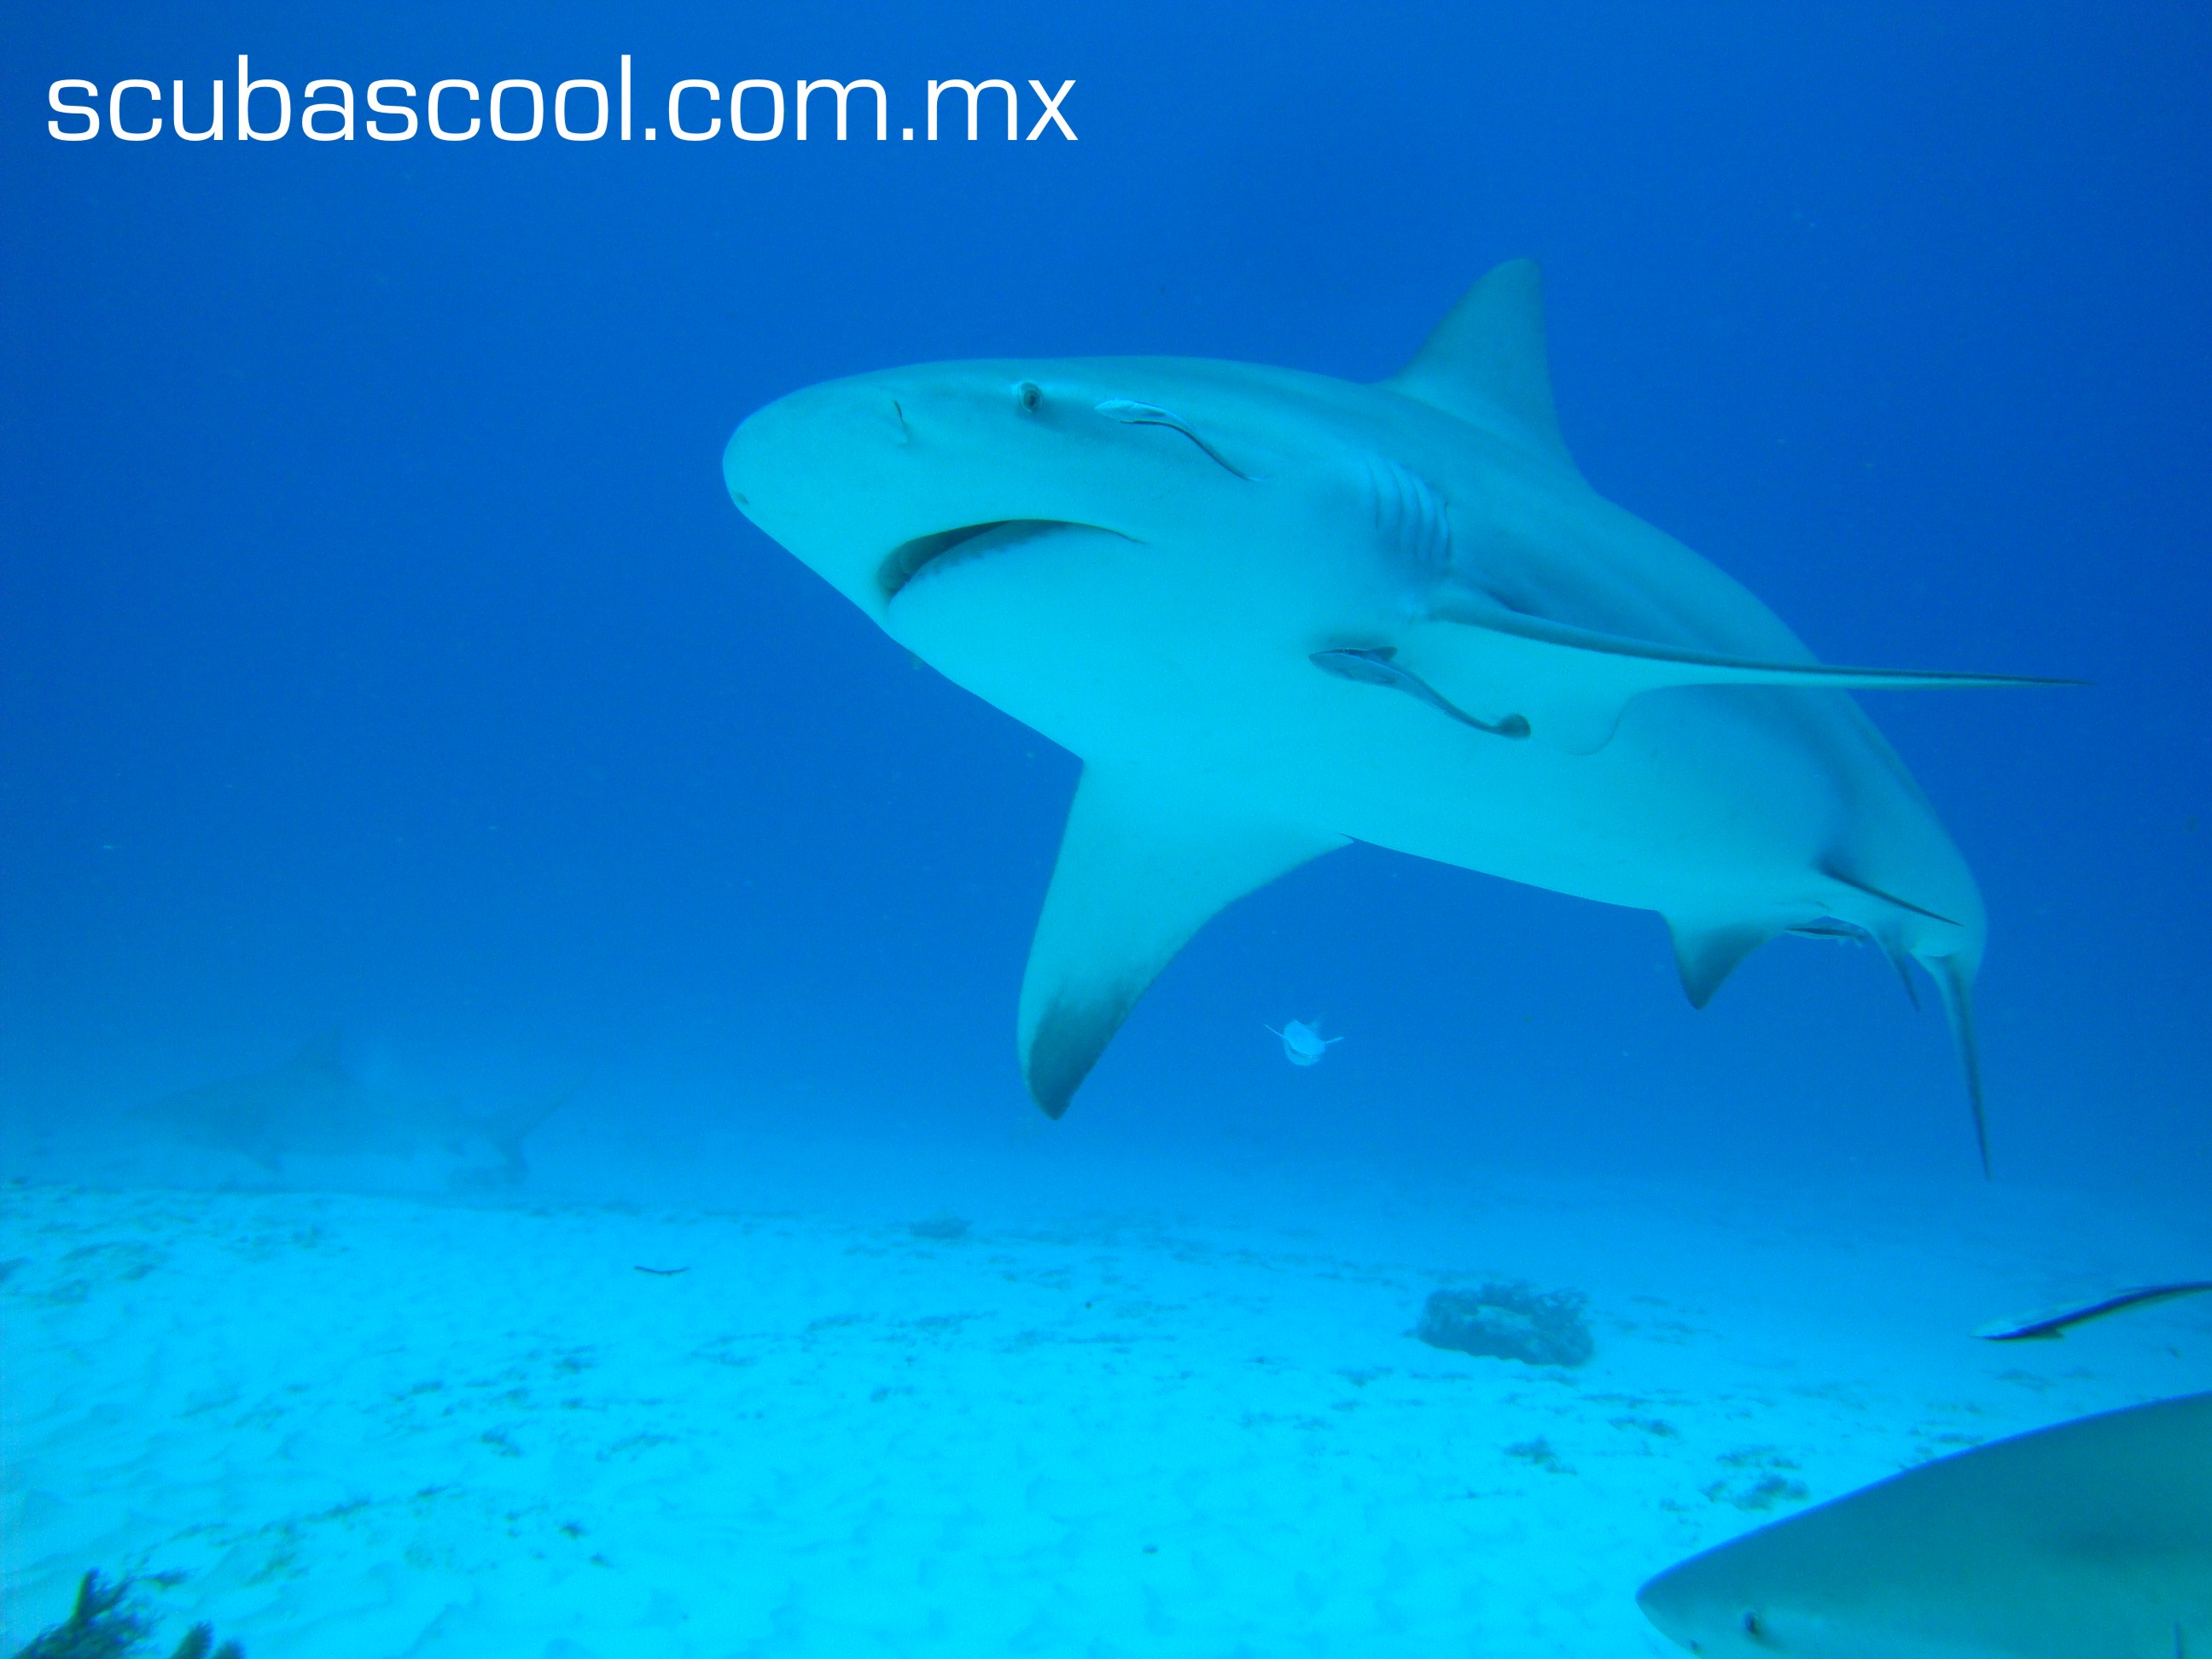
xmin=1407 ymin=602 xmax=2077 ymax=754
xmin=1383 ymin=259 xmax=1575 ymax=468
xmin=1018 ymin=767 xmax=1345 ymax=1117
xmin=1925 ymin=952 xmax=1991 ymax=1178
xmin=1667 ymin=916 xmax=1778 ymax=1009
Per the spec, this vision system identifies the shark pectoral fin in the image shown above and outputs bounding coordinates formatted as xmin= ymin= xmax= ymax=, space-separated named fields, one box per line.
xmin=1019 ymin=767 xmax=1345 ymax=1118
xmin=1667 ymin=915 xmax=1779 ymax=1009
xmin=1412 ymin=605 xmax=2078 ymax=754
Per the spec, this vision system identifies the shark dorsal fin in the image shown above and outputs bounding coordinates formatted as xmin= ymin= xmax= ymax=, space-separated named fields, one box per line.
xmin=288 ymin=1027 xmax=345 ymax=1076
xmin=1018 ymin=767 xmax=1344 ymax=1117
xmin=1383 ymin=259 xmax=1575 ymax=467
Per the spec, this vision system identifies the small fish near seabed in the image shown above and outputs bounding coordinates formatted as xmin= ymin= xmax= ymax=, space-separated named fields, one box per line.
xmin=1637 ymin=1392 xmax=2212 ymax=1657
xmin=725 ymin=259 xmax=2075 ymax=1166
xmin=1976 ymin=1282 xmax=2212 ymax=1342
xmin=131 ymin=1030 xmax=569 ymax=1184
xmin=1266 ymin=1019 xmax=1342 ymax=1067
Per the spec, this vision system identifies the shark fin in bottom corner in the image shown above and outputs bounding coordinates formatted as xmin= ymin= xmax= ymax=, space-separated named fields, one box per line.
xmin=1925 ymin=952 xmax=1990 ymax=1178
xmin=1018 ymin=766 xmax=1346 ymax=1118
xmin=1666 ymin=915 xmax=1778 ymax=1010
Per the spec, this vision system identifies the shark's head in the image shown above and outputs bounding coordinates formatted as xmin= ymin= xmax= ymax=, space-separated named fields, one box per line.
xmin=724 ymin=359 xmax=1277 ymax=620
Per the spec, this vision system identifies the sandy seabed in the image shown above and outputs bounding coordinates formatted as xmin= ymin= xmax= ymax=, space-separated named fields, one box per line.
xmin=3 ymin=1157 xmax=2205 ymax=1657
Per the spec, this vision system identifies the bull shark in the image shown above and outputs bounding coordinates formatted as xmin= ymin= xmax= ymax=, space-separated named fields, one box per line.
xmin=723 ymin=260 xmax=2069 ymax=1166
xmin=131 ymin=1030 xmax=563 ymax=1181
xmin=1637 ymin=1391 xmax=2212 ymax=1656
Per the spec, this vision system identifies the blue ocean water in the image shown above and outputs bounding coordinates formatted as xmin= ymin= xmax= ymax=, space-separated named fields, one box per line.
xmin=3 ymin=5 xmax=2208 ymax=1655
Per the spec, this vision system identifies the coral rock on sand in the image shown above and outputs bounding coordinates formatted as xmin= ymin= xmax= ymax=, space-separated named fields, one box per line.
xmin=1414 ymin=1282 xmax=1594 ymax=1368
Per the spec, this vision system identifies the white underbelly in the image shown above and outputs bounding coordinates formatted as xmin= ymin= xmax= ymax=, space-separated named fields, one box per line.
xmin=887 ymin=526 xmax=1863 ymax=917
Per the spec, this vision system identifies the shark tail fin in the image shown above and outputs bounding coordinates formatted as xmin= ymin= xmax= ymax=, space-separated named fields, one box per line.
xmin=474 ymin=1082 xmax=579 ymax=1183
xmin=1019 ymin=766 xmax=1344 ymax=1118
xmin=1924 ymin=954 xmax=1989 ymax=1178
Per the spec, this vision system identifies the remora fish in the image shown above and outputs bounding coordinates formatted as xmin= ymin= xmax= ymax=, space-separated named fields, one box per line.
xmin=132 ymin=1029 xmax=563 ymax=1180
xmin=723 ymin=260 xmax=2071 ymax=1163
xmin=1977 ymin=1282 xmax=2212 ymax=1342
xmin=1637 ymin=1392 xmax=2212 ymax=1657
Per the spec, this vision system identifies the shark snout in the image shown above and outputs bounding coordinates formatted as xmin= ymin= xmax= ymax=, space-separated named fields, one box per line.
xmin=725 ymin=382 xmax=909 ymax=519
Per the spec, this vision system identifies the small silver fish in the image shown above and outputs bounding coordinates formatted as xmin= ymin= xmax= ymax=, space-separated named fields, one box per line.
xmin=1266 ymin=1018 xmax=1342 ymax=1067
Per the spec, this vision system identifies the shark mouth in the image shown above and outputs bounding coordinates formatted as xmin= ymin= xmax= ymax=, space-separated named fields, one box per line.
xmin=878 ymin=520 xmax=1115 ymax=600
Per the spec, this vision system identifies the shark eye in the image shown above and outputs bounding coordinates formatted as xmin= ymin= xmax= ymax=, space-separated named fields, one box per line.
xmin=1014 ymin=381 xmax=1044 ymax=415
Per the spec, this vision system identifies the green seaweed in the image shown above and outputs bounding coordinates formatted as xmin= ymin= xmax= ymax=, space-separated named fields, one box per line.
xmin=9 ymin=1574 xmax=241 ymax=1659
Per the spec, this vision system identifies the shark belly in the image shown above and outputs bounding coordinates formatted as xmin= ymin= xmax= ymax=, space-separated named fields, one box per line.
xmin=882 ymin=520 xmax=1948 ymax=934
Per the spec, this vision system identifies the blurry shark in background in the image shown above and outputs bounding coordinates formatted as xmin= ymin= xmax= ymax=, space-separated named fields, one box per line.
xmin=1637 ymin=1391 xmax=2212 ymax=1657
xmin=131 ymin=1030 xmax=567 ymax=1182
xmin=724 ymin=260 xmax=2072 ymax=1168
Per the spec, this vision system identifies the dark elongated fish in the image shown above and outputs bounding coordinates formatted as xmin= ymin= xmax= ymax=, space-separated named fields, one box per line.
xmin=1309 ymin=646 xmax=1530 ymax=738
xmin=1639 ymin=1392 xmax=2212 ymax=1657
xmin=1977 ymin=1282 xmax=2212 ymax=1342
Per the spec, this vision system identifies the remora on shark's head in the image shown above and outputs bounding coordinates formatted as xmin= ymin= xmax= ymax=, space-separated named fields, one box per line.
xmin=725 ymin=261 xmax=2070 ymax=1167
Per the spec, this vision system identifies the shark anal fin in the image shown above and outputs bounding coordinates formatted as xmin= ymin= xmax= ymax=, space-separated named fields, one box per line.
xmin=1667 ymin=916 xmax=1778 ymax=1009
xmin=1880 ymin=936 xmax=1923 ymax=1010
xmin=1408 ymin=603 xmax=2077 ymax=754
xmin=1019 ymin=767 xmax=1345 ymax=1117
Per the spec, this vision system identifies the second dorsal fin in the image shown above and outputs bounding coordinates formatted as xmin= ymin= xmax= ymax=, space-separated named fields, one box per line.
xmin=1382 ymin=259 xmax=1574 ymax=467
